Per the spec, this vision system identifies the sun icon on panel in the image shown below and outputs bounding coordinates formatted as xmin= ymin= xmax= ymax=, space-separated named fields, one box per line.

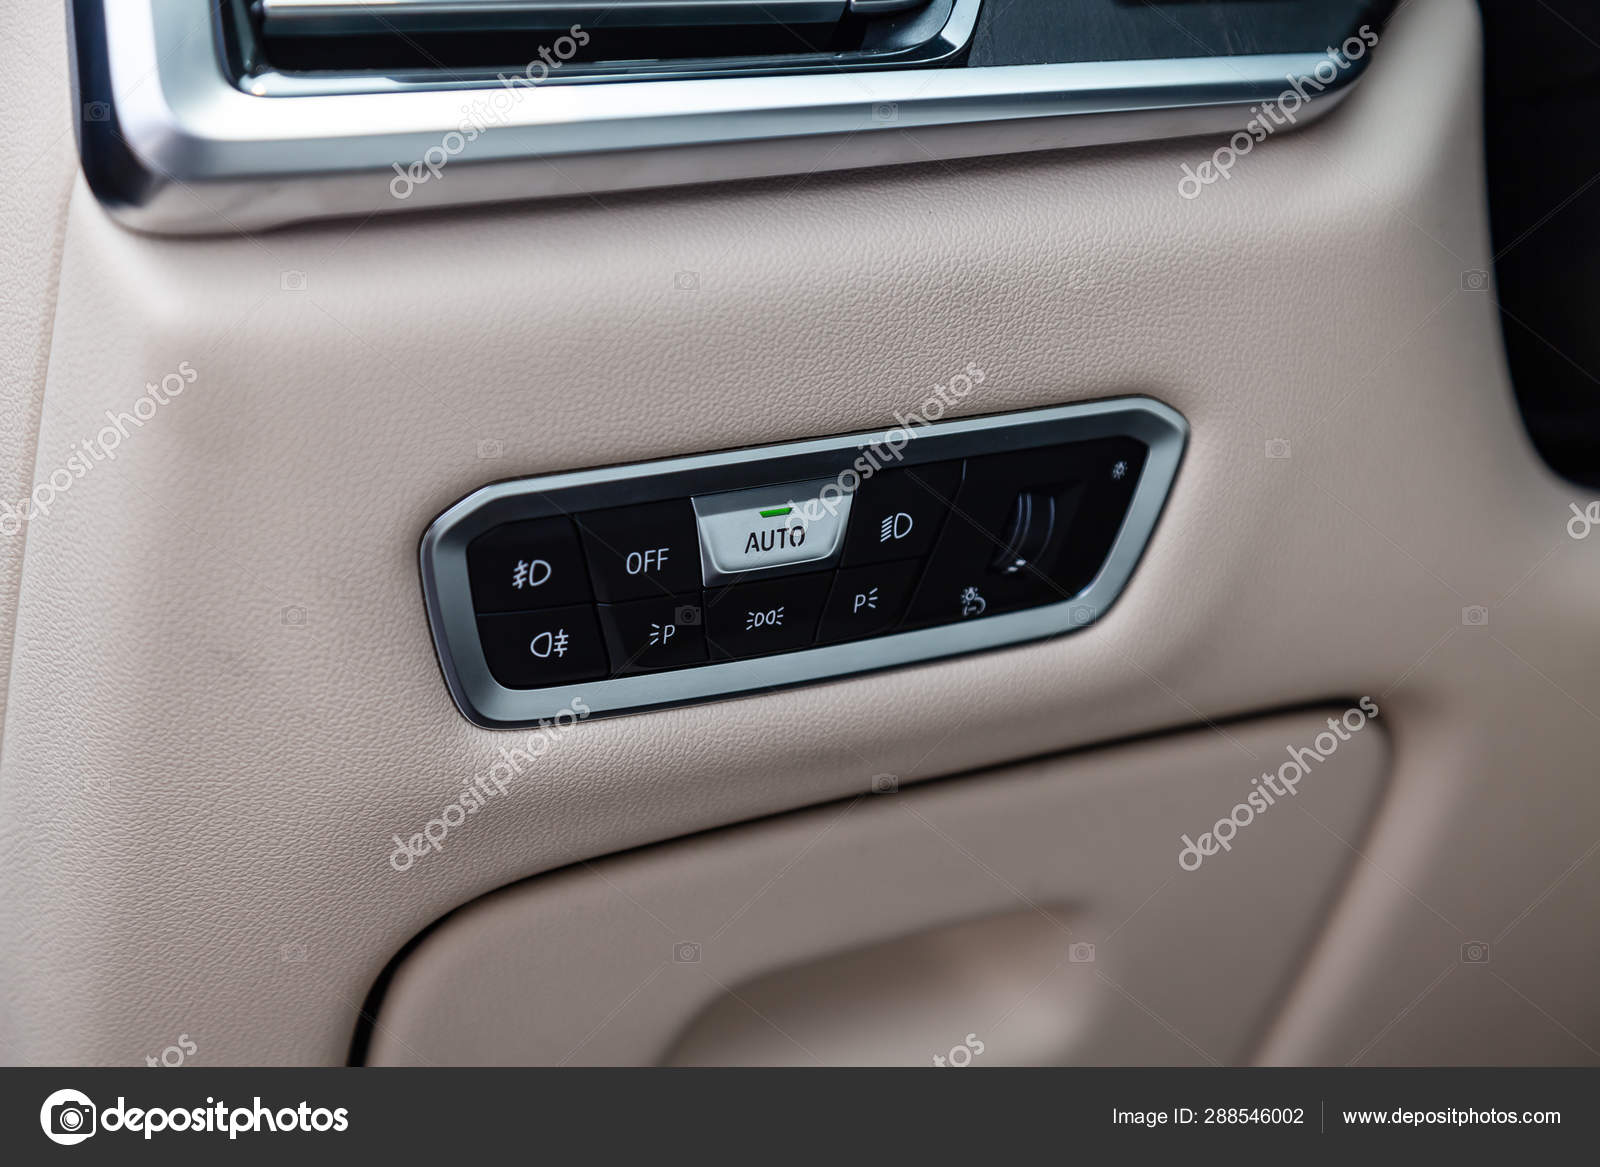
xmin=1111 ymin=460 xmax=1128 ymax=480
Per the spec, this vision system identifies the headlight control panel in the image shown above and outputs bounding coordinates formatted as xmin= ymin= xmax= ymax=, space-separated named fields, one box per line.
xmin=421 ymin=398 xmax=1186 ymax=726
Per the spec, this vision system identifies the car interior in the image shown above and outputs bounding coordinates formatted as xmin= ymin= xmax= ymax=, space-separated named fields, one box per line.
xmin=3 ymin=0 xmax=1600 ymax=1073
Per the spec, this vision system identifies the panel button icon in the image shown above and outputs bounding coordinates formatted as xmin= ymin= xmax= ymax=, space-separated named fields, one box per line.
xmin=817 ymin=560 xmax=923 ymax=644
xmin=703 ymin=572 xmax=830 ymax=658
xmin=476 ymin=606 xmax=609 ymax=688
xmin=596 ymin=594 xmax=708 ymax=673
xmin=840 ymin=462 xmax=963 ymax=566
xmin=467 ymin=517 xmax=593 ymax=613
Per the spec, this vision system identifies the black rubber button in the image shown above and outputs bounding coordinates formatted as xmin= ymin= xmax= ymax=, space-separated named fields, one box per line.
xmin=477 ymin=606 xmax=609 ymax=688
xmin=841 ymin=461 xmax=963 ymax=566
xmin=703 ymin=572 xmax=830 ymax=659
xmin=467 ymin=517 xmax=593 ymax=613
xmin=817 ymin=559 xmax=924 ymax=644
xmin=577 ymin=500 xmax=703 ymax=602
xmin=596 ymin=594 xmax=708 ymax=673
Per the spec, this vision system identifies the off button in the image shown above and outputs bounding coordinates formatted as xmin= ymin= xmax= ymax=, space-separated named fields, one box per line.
xmin=577 ymin=500 xmax=703 ymax=602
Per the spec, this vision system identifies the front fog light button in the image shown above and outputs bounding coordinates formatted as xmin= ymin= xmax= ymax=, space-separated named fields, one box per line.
xmin=693 ymin=477 xmax=853 ymax=583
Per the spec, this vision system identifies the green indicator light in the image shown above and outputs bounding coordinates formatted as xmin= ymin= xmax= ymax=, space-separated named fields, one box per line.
xmin=758 ymin=506 xmax=792 ymax=518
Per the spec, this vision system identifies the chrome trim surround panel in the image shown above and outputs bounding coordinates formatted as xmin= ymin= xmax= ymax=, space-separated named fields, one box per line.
xmin=420 ymin=398 xmax=1188 ymax=728
xmin=69 ymin=0 xmax=1363 ymax=234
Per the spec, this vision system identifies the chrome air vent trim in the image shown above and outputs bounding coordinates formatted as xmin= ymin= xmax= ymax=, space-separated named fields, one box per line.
xmin=70 ymin=0 xmax=1363 ymax=234
xmin=243 ymin=0 xmax=976 ymax=95
xmin=258 ymin=0 xmax=853 ymax=36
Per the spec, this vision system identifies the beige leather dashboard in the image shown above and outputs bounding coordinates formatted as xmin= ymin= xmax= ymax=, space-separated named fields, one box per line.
xmin=367 ymin=710 xmax=1389 ymax=1065
xmin=3 ymin=0 xmax=1599 ymax=1067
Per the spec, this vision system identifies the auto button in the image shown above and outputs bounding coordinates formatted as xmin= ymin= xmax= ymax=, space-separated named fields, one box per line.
xmin=692 ymin=477 xmax=853 ymax=583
